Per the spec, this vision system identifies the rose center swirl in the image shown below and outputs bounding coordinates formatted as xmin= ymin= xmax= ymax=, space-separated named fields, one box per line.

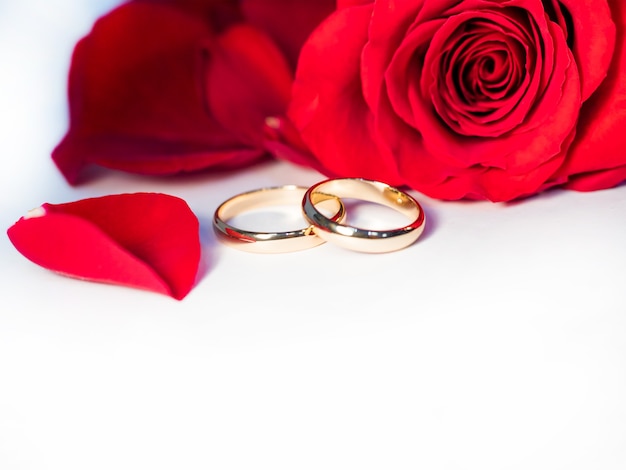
xmin=426 ymin=8 xmax=544 ymax=138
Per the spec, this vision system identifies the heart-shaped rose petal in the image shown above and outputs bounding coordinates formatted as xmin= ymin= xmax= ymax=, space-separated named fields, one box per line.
xmin=7 ymin=193 xmax=201 ymax=300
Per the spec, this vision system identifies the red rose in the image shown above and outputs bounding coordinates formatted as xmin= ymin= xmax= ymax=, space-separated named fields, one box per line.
xmin=287 ymin=0 xmax=626 ymax=201
xmin=53 ymin=0 xmax=334 ymax=184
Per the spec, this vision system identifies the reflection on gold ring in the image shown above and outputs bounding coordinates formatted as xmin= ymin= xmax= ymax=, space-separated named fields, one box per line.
xmin=302 ymin=178 xmax=426 ymax=253
xmin=213 ymin=185 xmax=345 ymax=253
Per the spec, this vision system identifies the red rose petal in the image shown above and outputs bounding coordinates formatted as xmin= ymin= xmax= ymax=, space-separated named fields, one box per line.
xmin=559 ymin=0 xmax=615 ymax=100
xmin=556 ymin=0 xmax=626 ymax=189
xmin=337 ymin=0 xmax=373 ymax=7
xmin=204 ymin=23 xmax=293 ymax=148
xmin=262 ymin=116 xmax=333 ymax=175
xmin=565 ymin=165 xmax=626 ymax=192
xmin=241 ymin=0 xmax=335 ymax=70
xmin=361 ymin=0 xmax=422 ymax=112
xmin=288 ymin=5 xmax=402 ymax=184
xmin=52 ymin=2 xmax=263 ymax=184
xmin=7 ymin=193 xmax=200 ymax=300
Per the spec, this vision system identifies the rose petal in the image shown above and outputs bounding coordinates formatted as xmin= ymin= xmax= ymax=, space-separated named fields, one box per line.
xmin=558 ymin=0 xmax=615 ymax=100
xmin=564 ymin=165 xmax=626 ymax=192
xmin=53 ymin=135 xmax=265 ymax=180
xmin=7 ymin=193 xmax=200 ymax=300
xmin=204 ymin=24 xmax=293 ymax=148
xmin=158 ymin=0 xmax=243 ymax=27
xmin=362 ymin=0 xmax=423 ymax=112
xmin=338 ymin=0 xmax=373 ymax=8
xmin=288 ymin=5 xmax=402 ymax=184
xmin=262 ymin=116 xmax=333 ymax=175
xmin=376 ymin=88 xmax=453 ymax=188
xmin=557 ymin=0 xmax=626 ymax=188
xmin=52 ymin=2 xmax=263 ymax=184
xmin=241 ymin=0 xmax=335 ymax=70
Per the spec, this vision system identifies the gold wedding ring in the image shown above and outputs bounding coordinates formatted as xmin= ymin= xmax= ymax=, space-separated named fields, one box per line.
xmin=213 ymin=185 xmax=345 ymax=253
xmin=302 ymin=178 xmax=425 ymax=253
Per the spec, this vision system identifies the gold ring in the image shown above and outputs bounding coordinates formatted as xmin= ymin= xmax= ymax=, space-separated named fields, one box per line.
xmin=302 ymin=178 xmax=426 ymax=253
xmin=213 ymin=185 xmax=345 ymax=253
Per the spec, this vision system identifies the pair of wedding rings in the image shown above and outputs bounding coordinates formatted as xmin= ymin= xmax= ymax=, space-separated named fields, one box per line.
xmin=213 ymin=178 xmax=426 ymax=254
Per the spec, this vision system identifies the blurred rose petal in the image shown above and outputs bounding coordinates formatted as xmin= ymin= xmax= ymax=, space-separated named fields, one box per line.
xmin=52 ymin=2 xmax=266 ymax=184
xmin=52 ymin=0 xmax=335 ymax=185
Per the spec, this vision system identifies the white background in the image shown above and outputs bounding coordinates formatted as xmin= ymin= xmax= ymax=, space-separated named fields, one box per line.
xmin=1 ymin=1 xmax=625 ymax=469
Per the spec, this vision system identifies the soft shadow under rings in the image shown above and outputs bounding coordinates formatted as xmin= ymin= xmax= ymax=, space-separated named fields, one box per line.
xmin=302 ymin=178 xmax=426 ymax=253
xmin=213 ymin=185 xmax=346 ymax=253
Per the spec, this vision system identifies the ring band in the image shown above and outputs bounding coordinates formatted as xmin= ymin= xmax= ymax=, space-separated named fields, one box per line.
xmin=213 ymin=185 xmax=345 ymax=253
xmin=302 ymin=178 xmax=426 ymax=253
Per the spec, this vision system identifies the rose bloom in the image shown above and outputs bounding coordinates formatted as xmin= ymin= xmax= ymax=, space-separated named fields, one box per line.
xmin=53 ymin=0 xmax=334 ymax=184
xmin=287 ymin=0 xmax=626 ymax=201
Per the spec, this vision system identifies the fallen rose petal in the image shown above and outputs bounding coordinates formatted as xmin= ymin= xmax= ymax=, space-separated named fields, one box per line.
xmin=204 ymin=23 xmax=293 ymax=148
xmin=7 ymin=193 xmax=200 ymax=300
xmin=52 ymin=0 xmax=335 ymax=185
xmin=52 ymin=2 xmax=265 ymax=185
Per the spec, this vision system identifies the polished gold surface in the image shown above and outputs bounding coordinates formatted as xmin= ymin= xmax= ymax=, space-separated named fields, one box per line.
xmin=213 ymin=185 xmax=345 ymax=253
xmin=302 ymin=178 xmax=426 ymax=253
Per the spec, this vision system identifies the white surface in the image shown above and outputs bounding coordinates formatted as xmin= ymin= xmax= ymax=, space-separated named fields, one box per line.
xmin=1 ymin=2 xmax=626 ymax=469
